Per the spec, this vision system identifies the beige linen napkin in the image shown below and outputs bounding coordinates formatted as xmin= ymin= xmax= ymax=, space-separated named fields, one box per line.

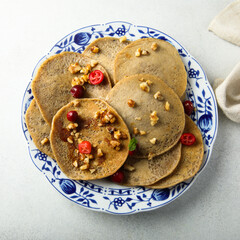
xmin=208 ymin=0 xmax=240 ymax=46
xmin=213 ymin=62 xmax=240 ymax=123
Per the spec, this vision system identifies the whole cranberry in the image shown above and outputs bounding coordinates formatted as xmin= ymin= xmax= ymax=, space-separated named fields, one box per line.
xmin=70 ymin=85 xmax=84 ymax=98
xmin=183 ymin=100 xmax=194 ymax=115
xmin=111 ymin=170 xmax=124 ymax=183
xmin=67 ymin=111 xmax=78 ymax=122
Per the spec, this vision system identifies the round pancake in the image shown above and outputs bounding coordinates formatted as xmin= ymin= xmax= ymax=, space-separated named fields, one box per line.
xmin=148 ymin=115 xmax=204 ymax=189
xmin=32 ymin=52 xmax=112 ymax=125
xmin=121 ymin=142 xmax=182 ymax=186
xmin=106 ymin=74 xmax=185 ymax=158
xmin=114 ymin=38 xmax=187 ymax=98
xmin=50 ymin=99 xmax=130 ymax=180
xmin=25 ymin=99 xmax=55 ymax=159
xmin=83 ymin=37 xmax=130 ymax=85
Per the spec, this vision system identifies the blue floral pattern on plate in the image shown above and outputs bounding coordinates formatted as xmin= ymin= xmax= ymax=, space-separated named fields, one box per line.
xmin=21 ymin=21 xmax=218 ymax=215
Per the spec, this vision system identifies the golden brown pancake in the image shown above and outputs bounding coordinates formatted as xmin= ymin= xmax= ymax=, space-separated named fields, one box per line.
xmin=25 ymin=99 xmax=55 ymax=159
xmin=121 ymin=142 xmax=182 ymax=186
xmin=32 ymin=52 xmax=112 ymax=125
xmin=50 ymin=99 xmax=130 ymax=180
xmin=149 ymin=115 xmax=204 ymax=189
xmin=83 ymin=37 xmax=130 ymax=85
xmin=114 ymin=38 xmax=187 ymax=98
xmin=106 ymin=74 xmax=185 ymax=158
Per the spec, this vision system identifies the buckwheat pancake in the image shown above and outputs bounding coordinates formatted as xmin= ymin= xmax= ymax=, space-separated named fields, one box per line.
xmin=32 ymin=52 xmax=112 ymax=125
xmin=83 ymin=37 xmax=130 ymax=85
xmin=121 ymin=142 xmax=182 ymax=186
xmin=25 ymin=99 xmax=55 ymax=159
xmin=106 ymin=74 xmax=185 ymax=158
xmin=149 ymin=115 xmax=204 ymax=189
xmin=50 ymin=99 xmax=130 ymax=180
xmin=114 ymin=38 xmax=187 ymax=98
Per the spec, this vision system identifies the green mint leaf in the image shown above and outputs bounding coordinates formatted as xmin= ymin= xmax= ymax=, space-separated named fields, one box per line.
xmin=129 ymin=137 xmax=138 ymax=151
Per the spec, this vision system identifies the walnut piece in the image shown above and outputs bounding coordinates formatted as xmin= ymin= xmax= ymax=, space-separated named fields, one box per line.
xmin=71 ymin=77 xmax=85 ymax=86
xmin=150 ymin=111 xmax=159 ymax=126
xmin=67 ymin=123 xmax=78 ymax=130
xmin=135 ymin=117 xmax=142 ymax=121
xmin=41 ymin=137 xmax=49 ymax=145
xmin=135 ymin=48 xmax=142 ymax=57
xmin=91 ymin=46 xmax=100 ymax=53
xmin=141 ymin=50 xmax=149 ymax=55
xmin=72 ymin=160 xmax=78 ymax=168
xmin=151 ymin=42 xmax=158 ymax=51
xmin=68 ymin=62 xmax=81 ymax=73
xmin=154 ymin=91 xmax=164 ymax=101
xmin=140 ymin=130 xmax=147 ymax=136
xmin=165 ymin=101 xmax=170 ymax=111
xmin=127 ymin=99 xmax=136 ymax=107
xmin=150 ymin=138 xmax=157 ymax=144
xmin=67 ymin=136 xmax=73 ymax=144
xmin=146 ymin=80 xmax=153 ymax=86
xmin=114 ymin=130 xmax=122 ymax=140
xmin=133 ymin=127 xmax=139 ymax=135
xmin=97 ymin=148 xmax=104 ymax=157
xmin=119 ymin=36 xmax=127 ymax=42
xmin=140 ymin=82 xmax=150 ymax=92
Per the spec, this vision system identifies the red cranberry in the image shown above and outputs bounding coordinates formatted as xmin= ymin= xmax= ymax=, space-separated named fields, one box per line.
xmin=70 ymin=85 xmax=84 ymax=98
xmin=183 ymin=100 xmax=194 ymax=115
xmin=111 ymin=170 xmax=124 ymax=183
xmin=67 ymin=111 xmax=78 ymax=122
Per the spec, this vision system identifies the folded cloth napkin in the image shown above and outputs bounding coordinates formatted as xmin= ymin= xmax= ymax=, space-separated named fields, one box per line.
xmin=208 ymin=0 xmax=240 ymax=46
xmin=213 ymin=62 xmax=240 ymax=123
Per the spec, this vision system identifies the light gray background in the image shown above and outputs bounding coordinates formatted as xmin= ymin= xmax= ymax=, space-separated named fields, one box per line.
xmin=0 ymin=0 xmax=240 ymax=239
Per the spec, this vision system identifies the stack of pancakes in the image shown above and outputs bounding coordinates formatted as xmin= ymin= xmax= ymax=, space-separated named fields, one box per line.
xmin=26 ymin=37 xmax=204 ymax=189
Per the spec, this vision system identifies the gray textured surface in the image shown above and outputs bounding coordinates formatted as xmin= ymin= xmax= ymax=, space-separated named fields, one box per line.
xmin=0 ymin=0 xmax=240 ymax=239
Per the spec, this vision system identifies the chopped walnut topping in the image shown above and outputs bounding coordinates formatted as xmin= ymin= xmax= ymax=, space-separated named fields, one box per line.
xmin=139 ymin=77 xmax=145 ymax=82
xmin=135 ymin=117 xmax=142 ymax=121
xmin=75 ymin=132 xmax=80 ymax=138
xmin=86 ymin=154 xmax=94 ymax=160
xmin=97 ymin=148 xmax=104 ymax=157
xmin=141 ymin=50 xmax=149 ymax=55
xmin=127 ymin=99 xmax=136 ymax=107
xmin=100 ymin=110 xmax=116 ymax=124
xmin=154 ymin=91 xmax=164 ymax=101
xmin=150 ymin=138 xmax=157 ymax=144
xmin=68 ymin=62 xmax=81 ymax=73
xmin=79 ymin=153 xmax=85 ymax=161
xmin=114 ymin=130 xmax=122 ymax=140
xmin=140 ymin=130 xmax=147 ymax=136
xmin=151 ymin=42 xmax=158 ymax=51
xmin=67 ymin=123 xmax=78 ymax=130
xmin=110 ymin=139 xmax=121 ymax=148
xmin=148 ymin=152 xmax=156 ymax=160
xmin=119 ymin=36 xmax=127 ymax=42
xmin=94 ymin=111 xmax=100 ymax=119
xmin=133 ymin=127 xmax=139 ymax=135
xmin=115 ymin=146 xmax=121 ymax=151
xmin=67 ymin=136 xmax=73 ymax=144
xmin=41 ymin=137 xmax=49 ymax=145
xmin=91 ymin=46 xmax=99 ymax=53
xmin=83 ymin=156 xmax=90 ymax=164
xmin=146 ymin=80 xmax=153 ymax=86
xmin=89 ymin=168 xmax=96 ymax=174
xmin=121 ymin=132 xmax=128 ymax=139
xmin=80 ymin=164 xmax=89 ymax=170
xmin=150 ymin=111 xmax=159 ymax=126
xmin=71 ymin=77 xmax=85 ymax=86
xmin=165 ymin=101 xmax=170 ymax=111
xmin=123 ymin=164 xmax=135 ymax=172
xmin=80 ymin=64 xmax=91 ymax=75
xmin=72 ymin=160 xmax=78 ymax=168
xmin=135 ymin=48 xmax=142 ymax=57
xmin=90 ymin=60 xmax=98 ymax=67
xmin=140 ymin=82 xmax=150 ymax=92
xmin=78 ymin=138 xmax=83 ymax=144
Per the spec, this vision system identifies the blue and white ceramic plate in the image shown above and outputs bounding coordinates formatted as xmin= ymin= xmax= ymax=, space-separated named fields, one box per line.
xmin=21 ymin=21 xmax=218 ymax=215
